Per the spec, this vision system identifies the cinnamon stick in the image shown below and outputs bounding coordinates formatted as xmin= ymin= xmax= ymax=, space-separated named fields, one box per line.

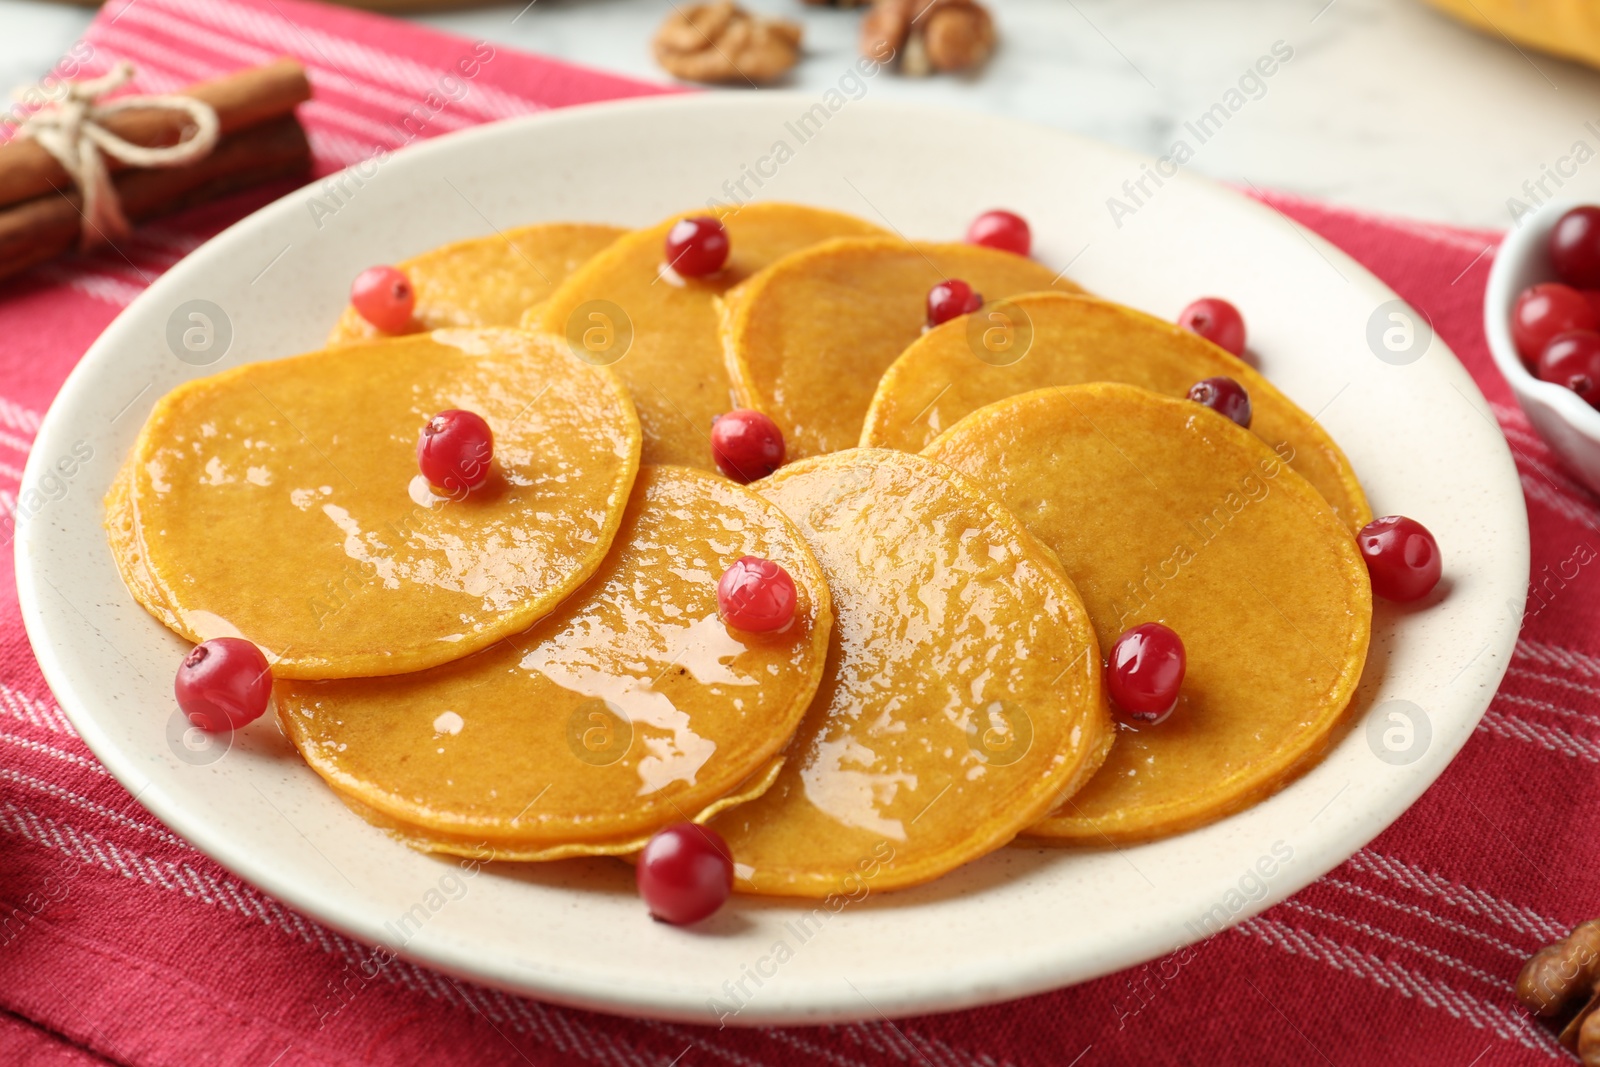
xmin=0 ymin=114 xmax=311 ymax=282
xmin=0 ymin=58 xmax=311 ymax=212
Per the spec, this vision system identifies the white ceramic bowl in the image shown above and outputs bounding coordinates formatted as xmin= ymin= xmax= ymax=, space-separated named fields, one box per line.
xmin=1485 ymin=195 xmax=1600 ymax=493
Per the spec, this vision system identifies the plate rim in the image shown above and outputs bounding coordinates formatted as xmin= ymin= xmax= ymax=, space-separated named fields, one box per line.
xmin=13 ymin=91 xmax=1530 ymax=1025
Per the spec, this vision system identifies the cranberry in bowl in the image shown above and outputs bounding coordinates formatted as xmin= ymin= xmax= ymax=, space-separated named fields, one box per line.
xmin=1485 ymin=196 xmax=1600 ymax=496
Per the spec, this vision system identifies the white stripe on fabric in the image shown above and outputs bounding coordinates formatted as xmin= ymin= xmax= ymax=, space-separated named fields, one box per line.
xmin=0 ymin=768 xmax=182 ymax=847
xmin=1496 ymin=686 xmax=1600 ymax=729
xmin=0 ymin=731 xmax=109 ymax=778
xmin=0 ymin=398 xmax=41 ymax=436
xmin=124 ymin=0 xmax=512 ymax=127
xmin=1318 ymin=876 xmax=1537 ymax=960
xmin=0 ymin=682 xmax=76 ymax=736
xmin=1479 ymin=708 xmax=1600 ymax=763
xmin=28 ymin=265 xmax=148 ymax=308
xmin=1236 ymin=917 xmax=1561 ymax=1056
xmin=141 ymin=0 xmax=539 ymax=122
xmin=1278 ymin=898 xmax=1517 ymax=994
xmin=94 ymin=19 xmax=450 ymax=153
xmin=1518 ymin=638 xmax=1600 ymax=680
xmin=1346 ymin=850 xmax=1567 ymax=940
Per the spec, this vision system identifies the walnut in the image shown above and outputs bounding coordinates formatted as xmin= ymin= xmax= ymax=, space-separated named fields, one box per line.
xmin=1518 ymin=920 xmax=1600 ymax=1064
xmin=861 ymin=0 xmax=995 ymax=76
xmin=1579 ymin=1009 xmax=1600 ymax=1067
xmin=654 ymin=2 xmax=802 ymax=85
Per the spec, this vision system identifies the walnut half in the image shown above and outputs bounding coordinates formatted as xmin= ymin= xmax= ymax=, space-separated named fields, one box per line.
xmin=1518 ymin=920 xmax=1600 ymax=1064
xmin=861 ymin=0 xmax=996 ymax=76
xmin=654 ymin=2 xmax=803 ymax=86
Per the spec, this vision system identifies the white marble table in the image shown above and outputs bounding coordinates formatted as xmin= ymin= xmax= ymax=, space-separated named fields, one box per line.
xmin=2 ymin=0 xmax=1598 ymax=229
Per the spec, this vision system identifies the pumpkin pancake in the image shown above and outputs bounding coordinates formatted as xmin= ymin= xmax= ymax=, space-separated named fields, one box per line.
xmin=326 ymin=222 xmax=627 ymax=345
xmin=321 ymin=756 xmax=787 ymax=862
xmin=923 ymin=384 xmax=1371 ymax=844
xmin=105 ymin=454 xmax=177 ymax=631
xmin=276 ymin=465 xmax=833 ymax=861
xmin=861 ymin=291 xmax=1371 ymax=533
xmin=721 ymin=238 xmax=1083 ymax=461
xmin=109 ymin=328 xmax=641 ymax=680
xmin=711 ymin=449 xmax=1112 ymax=897
xmin=526 ymin=203 xmax=885 ymax=470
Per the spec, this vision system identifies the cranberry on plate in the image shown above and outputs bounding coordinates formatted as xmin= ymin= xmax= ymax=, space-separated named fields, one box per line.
xmin=417 ymin=409 xmax=494 ymax=495
xmin=967 ymin=210 xmax=1031 ymax=256
xmin=1106 ymin=623 xmax=1186 ymax=726
xmin=1358 ymin=516 xmax=1442 ymax=603
xmin=1510 ymin=282 xmax=1599 ymax=367
xmin=350 ymin=265 xmax=415 ymax=334
xmin=664 ymin=216 xmax=730 ymax=277
xmin=1187 ymin=376 xmax=1252 ymax=429
xmin=175 ymin=638 xmax=273 ymax=732
xmin=1177 ymin=297 xmax=1247 ymax=357
xmin=637 ymin=822 xmax=734 ymax=925
xmin=717 ymin=556 xmax=797 ymax=633
xmin=710 ymin=408 xmax=785 ymax=483
xmin=927 ymin=278 xmax=983 ymax=327
xmin=1538 ymin=330 xmax=1600 ymax=407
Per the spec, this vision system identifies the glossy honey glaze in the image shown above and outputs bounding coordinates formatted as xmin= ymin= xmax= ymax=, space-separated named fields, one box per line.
xmin=712 ymin=449 xmax=1111 ymax=897
xmin=277 ymin=466 xmax=833 ymax=860
xmin=721 ymin=238 xmax=1082 ymax=462
xmin=924 ymin=384 xmax=1372 ymax=844
xmin=862 ymin=291 xmax=1371 ymax=533
xmin=527 ymin=203 xmax=885 ymax=470
xmin=107 ymin=328 xmax=641 ymax=679
xmin=327 ymin=222 xmax=627 ymax=344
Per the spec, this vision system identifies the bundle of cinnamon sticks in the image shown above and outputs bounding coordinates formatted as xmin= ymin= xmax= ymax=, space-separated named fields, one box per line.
xmin=0 ymin=58 xmax=314 ymax=282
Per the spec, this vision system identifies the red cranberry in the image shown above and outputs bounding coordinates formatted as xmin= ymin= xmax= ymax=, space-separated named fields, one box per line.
xmin=664 ymin=216 xmax=729 ymax=277
xmin=350 ymin=266 xmax=415 ymax=334
xmin=717 ymin=556 xmax=797 ymax=633
xmin=175 ymin=638 xmax=273 ymax=732
xmin=1187 ymin=376 xmax=1252 ymax=429
xmin=1359 ymin=516 xmax=1442 ymax=602
xmin=637 ymin=823 xmax=734 ymax=925
xmin=1177 ymin=298 xmax=1247 ymax=357
xmin=1550 ymin=206 xmax=1600 ymax=288
xmin=1511 ymin=283 xmax=1599 ymax=367
xmin=417 ymin=409 xmax=494 ymax=495
xmin=1538 ymin=330 xmax=1600 ymax=406
xmin=927 ymin=278 xmax=983 ymax=327
xmin=966 ymin=210 xmax=1031 ymax=256
xmin=1106 ymin=623 xmax=1185 ymax=725
xmin=710 ymin=409 xmax=785 ymax=483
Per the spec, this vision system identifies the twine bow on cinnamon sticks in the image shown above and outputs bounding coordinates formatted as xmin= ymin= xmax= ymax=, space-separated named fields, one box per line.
xmin=18 ymin=61 xmax=221 ymax=249
xmin=0 ymin=58 xmax=313 ymax=282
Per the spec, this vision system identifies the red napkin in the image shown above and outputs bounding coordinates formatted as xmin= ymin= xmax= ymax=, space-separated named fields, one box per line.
xmin=0 ymin=1 xmax=1582 ymax=1064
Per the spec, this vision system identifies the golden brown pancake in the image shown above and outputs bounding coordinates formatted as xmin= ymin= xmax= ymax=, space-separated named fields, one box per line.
xmin=861 ymin=291 xmax=1371 ymax=533
xmin=108 ymin=328 xmax=640 ymax=680
xmin=711 ymin=449 xmax=1112 ymax=897
xmin=277 ymin=465 xmax=833 ymax=861
xmin=923 ymin=384 xmax=1371 ymax=844
xmin=106 ymin=455 xmax=178 ymax=632
xmin=327 ymin=222 xmax=627 ymax=345
xmin=526 ymin=203 xmax=885 ymax=470
xmin=721 ymin=238 xmax=1082 ymax=461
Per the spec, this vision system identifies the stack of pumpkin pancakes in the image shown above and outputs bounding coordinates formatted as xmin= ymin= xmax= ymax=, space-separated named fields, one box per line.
xmin=106 ymin=203 xmax=1371 ymax=898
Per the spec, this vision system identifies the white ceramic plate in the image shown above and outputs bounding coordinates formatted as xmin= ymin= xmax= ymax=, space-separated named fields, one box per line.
xmin=14 ymin=95 xmax=1527 ymax=1026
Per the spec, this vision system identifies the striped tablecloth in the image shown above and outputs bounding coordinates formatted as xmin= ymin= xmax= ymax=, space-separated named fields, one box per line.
xmin=0 ymin=1 xmax=1583 ymax=1063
